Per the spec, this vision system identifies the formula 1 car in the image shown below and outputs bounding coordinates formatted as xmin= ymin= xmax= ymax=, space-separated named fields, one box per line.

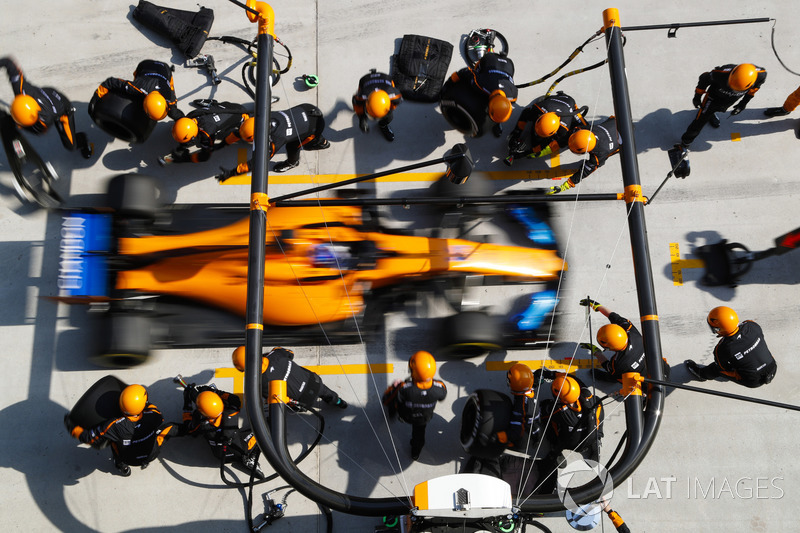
xmin=54 ymin=174 xmax=566 ymax=366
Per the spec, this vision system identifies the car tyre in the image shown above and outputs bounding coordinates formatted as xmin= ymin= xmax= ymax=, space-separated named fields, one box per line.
xmin=437 ymin=310 xmax=503 ymax=359
xmin=89 ymin=92 xmax=156 ymax=144
xmin=107 ymin=173 xmax=159 ymax=221
xmin=460 ymin=388 xmax=512 ymax=460
xmin=94 ymin=312 xmax=152 ymax=368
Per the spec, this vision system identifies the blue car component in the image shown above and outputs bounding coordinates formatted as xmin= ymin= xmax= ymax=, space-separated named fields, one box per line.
xmin=512 ymin=290 xmax=559 ymax=331
xmin=507 ymin=205 xmax=556 ymax=247
xmin=58 ymin=213 xmax=112 ymax=298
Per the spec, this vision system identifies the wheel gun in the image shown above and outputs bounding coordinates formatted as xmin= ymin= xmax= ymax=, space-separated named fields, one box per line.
xmin=186 ymin=54 xmax=221 ymax=85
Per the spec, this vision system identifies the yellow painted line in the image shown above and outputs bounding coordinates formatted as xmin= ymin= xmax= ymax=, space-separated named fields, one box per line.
xmin=305 ymin=363 xmax=393 ymax=375
xmin=731 ymin=133 xmax=741 ymax=142
xmin=221 ymin=168 xmax=574 ymax=186
xmin=486 ymin=359 xmax=601 ymax=371
xmin=550 ymin=151 xmax=560 ymax=168
xmin=669 ymin=242 xmax=705 ymax=286
xmin=215 ymin=364 xmax=393 ymax=398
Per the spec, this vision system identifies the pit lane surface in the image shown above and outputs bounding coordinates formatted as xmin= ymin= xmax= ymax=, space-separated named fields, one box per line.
xmin=1 ymin=1 xmax=798 ymax=531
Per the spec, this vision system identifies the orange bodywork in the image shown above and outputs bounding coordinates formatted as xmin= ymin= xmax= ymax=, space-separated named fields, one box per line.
xmin=116 ymin=205 xmax=565 ymax=326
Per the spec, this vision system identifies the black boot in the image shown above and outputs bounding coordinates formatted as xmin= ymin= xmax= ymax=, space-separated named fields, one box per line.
xmin=273 ymin=159 xmax=300 ymax=173
xmin=379 ymin=123 xmax=395 ymax=142
xmin=764 ymin=107 xmax=789 ymax=117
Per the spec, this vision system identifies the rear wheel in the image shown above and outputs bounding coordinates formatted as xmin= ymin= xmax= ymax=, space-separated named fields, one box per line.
xmin=93 ymin=312 xmax=152 ymax=368
xmin=437 ymin=310 xmax=503 ymax=359
xmin=107 ymin=173 xmax=159 ymax=221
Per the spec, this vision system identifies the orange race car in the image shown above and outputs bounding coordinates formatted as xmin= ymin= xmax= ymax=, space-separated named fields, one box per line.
xmin=56 ymin=174 xmax=566 ymax=366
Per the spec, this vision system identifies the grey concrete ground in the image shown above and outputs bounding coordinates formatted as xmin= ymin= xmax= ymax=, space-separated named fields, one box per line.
xmin=1 ymin=1 xmax=798 ymax=531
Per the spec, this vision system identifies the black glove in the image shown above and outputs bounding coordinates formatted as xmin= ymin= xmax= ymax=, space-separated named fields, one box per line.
xmin=533 ymin=368 xmax=556 ymax=382
xmin=358 ymin=115 xmax=369 ymax=133
xmin=216 ymin=167 xmax=235 ymax=182
xmin=508 ymin=131 xmax=523 ymax=152
xmin=579 ymin=298 xmax=601 ymax=310
xmin=730 ymin=104 xmax=745 ymax=116
xmin=692 ymin=93 xmax=702 ymax=108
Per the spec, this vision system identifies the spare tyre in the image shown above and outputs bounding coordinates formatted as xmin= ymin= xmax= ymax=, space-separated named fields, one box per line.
xmin=460 ymin=389 xmax=512 ymax=459
xmin=439 ymin=77 xmax=491 ymax=137
xmin=67 ymin=375 xmax=128 ymax=448
xmin=89 ymin=92 xmax=156 ymax=144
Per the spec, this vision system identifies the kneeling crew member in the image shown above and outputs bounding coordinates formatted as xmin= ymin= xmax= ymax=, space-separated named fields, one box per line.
xmin=686 ymin=306 xmax=777 ymax=388
xmin=1 ymin=56 xmax=92 ymax=157
xmin=95 ymin=59 xmax=183 ymax=122
xmin=65 ymin=384 xmax=174 ymax=476
xmin=542 ymin=372 xmax=604 ymax=463
xmin=353 ymin=69 xmax=403 ymax=142
xmin=231 ymin=346 xmax=347 ymax=410
xmin=180 ymin=384 xmax=260 ymax=474
xmin=547 ymin=117 xmax=620 ymax=194
xmin=451 ymin=52 xmax=518 ymax=136
xmin=382 ymin=351 xmax=447 ymax=461
xmin=161 ymin=100 xmax=252 ymax=165
xmin=215 ymin=103 xmax=330 ymax=179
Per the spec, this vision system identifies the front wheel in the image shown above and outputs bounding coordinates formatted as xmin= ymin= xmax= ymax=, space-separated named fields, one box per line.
xmin=93 ymin=312 xmax=152 ymax=368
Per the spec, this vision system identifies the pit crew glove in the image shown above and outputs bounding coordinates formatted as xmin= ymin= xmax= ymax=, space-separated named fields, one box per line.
xmin=580 ymin=342 xmax=603 ymax=354
xmin=359 ymin=115 xmax=369 ymax=133
xmin=533 ymin=368 xmax=557 ymax=382
xmin=546 ymin=181 xmax=573 ymax=195
xmin=216 ymin=167 xmax=235 ymax=182
xmin=692 ymin=93 xmax=702 ymax=108
xmin=730 ymin=104 xmax=745 ymax=116
xmin=579 ymin=298 xmax=601 ymax=311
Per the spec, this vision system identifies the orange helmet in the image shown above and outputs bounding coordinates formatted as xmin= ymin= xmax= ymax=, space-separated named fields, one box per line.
xmin=597 ymin=324 xmax=628 ymax=352
xmin=569 ymin=129 xmax=596 ymax=154
xmin=507 ymin=363 xmax=534 ymax=394
xmin=707 ymin=306 xmax=739 ymax=337
xmin=119 ymin=384 xmax=147 ymax=417
xmin=239 ymin=116 xmax=255 ymax=143
xmin=197 ymin=390 xmax=224 ymax=419
xmin=409 ymin=351 xmax=436 ymax=389
xmin=143 ymin=92 xmax=167 ymax=120
xmin=551 ymin=374 xmax=580 ymax=404
xmin=488 ymin=90 xmax=513 ymax=123
xmin=11 ymin=94 xmax=41 ymax=127
xmin=535 ymin=112 xmax=561 ymax=138
xmin=172 ymin=117 xmax=198 ymax=143
xmin=232 ymin=346 xmax=269 ymax=373
xmin=366 ymin=90 xmax=391 ymax=119
xmin=728 ymin=64 xmax=758 ymax=92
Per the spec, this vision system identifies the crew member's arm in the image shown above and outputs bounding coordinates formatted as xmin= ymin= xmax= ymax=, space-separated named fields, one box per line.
xmin=0 ymin=56 xmax=24 ymax=93
xmin=692 ymin=70 xmax=713 ymax=108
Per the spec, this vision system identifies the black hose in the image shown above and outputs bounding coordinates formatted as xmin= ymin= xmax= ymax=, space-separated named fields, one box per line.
xmin=770 ymin=20 xmax=800 ymax=76
xmin=516 ymin=32 xmax=603 ymax=89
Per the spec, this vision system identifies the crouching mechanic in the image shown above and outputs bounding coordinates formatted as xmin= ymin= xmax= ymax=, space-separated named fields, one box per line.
xmin=94 ymin=59 xmax=184 ymax=122
xmin=179 ymin=384 xmax=261 ymax=476
xmin=231 ymin=346 xmax=348 ymax=410
xmin=160 ymin=100 xmax=252 ymax=165
xmin=505 ymin=91 xmax=588 ymax=165
xmin=579 ymin=298 xmax=671 ymax=382
xmin=215 ymin=103 xmax=330 ymax=179
xmin=0 ymin=56 xmax=92 ymax=158
xmin=686 ymin=306 xmax=777 ymax=388
xmin=353 ymin=69 xmax=403 ymax=142
xmin=64 ymin=384 xmax=175 ymax=476
xmin=541 ymin=371 xmax=604 ymax=463
xmin=547 ymin=117 xmax=620 ymax=194
xmin=382 ymin=351 xmax=447 ymax=461
xmin=451 ymin=52 xmax=518 ymax=137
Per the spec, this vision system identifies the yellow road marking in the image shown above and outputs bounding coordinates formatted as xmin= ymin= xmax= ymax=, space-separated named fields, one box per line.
xmin=221 ymin=168 xmax=574 ymax=186
xmin=486 ymin=359 xmax=601 ymax=371
xmin=669 ymin=242 xmax=705 ymax=286
xmin=731 ymin=133 xmax=741 ymax=142
xmin=216 ymin=364 xmax=393 ymax=397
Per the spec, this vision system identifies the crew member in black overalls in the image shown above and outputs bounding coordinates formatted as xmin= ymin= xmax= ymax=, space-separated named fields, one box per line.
xmin=679 ymin=63 xmax=767 ymax=148
xmin=353 ymin=69 xmax=403 ymax=142
xmin=500 ymin=363 xmax=544 ymax=496
xmin=180 ymin=384 xmax=261 ymax=475
xmin=159 ymin=100 xmax=252 ymax=165
xmin=540 ymin=372 xmax=604 ymax=471
xmin=94 ymin=59 xmax=184 ymax=121
xmin=0 ymin=56 xmax=92 ymax=157
xmin=382 ymin=351 xmax=447 ymax=461
xmin=215 ymin=103 xmax=330 ymax=179
xmin=231 ymin=346 xmax=347 ymax=410
xmin=452 ymin=52 xmax=518 ymax=136
xmin=505 ymin=91 xmax=588 ymax=165
xmin=686 ymin=306 xmax=777 ymax=388
xmin=65 ymin=384 xmax=175 ymax=476
xmin=547 ymin=117 xmax=620 ymax=194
